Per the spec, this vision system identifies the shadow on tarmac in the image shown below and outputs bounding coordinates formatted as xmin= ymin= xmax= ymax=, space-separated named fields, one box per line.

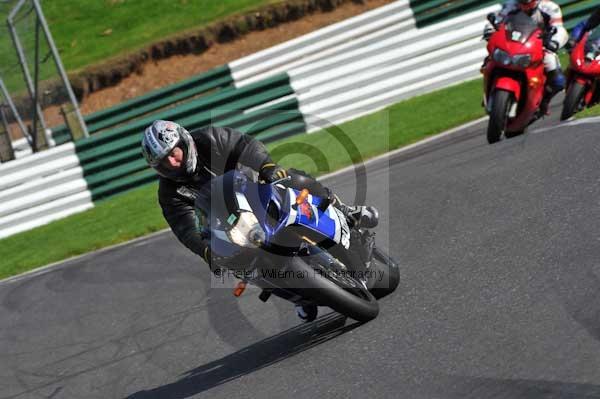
xmin=125 ymin=312 xmax=357 ymax=399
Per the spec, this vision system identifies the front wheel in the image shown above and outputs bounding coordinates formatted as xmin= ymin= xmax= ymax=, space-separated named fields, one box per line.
xmin=487 ymin=90 xmax=513 ymax=144
xmin=279 ymin=256 xmax=379 ymax=323
xmin=561 ymin=81 xmax=587 ymax=121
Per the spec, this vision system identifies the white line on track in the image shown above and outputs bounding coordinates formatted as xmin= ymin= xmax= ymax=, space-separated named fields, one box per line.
xmin=0 ymin=229 xmax=171 ymax=285
xmin=531 ymin=116 xmax=600 ymax=135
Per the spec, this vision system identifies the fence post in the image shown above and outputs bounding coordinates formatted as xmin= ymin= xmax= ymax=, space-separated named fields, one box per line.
xmin=60 ymin=103 xmax=85 ymax=141
xmin=0 ymin=105 xmax=15 ymax=162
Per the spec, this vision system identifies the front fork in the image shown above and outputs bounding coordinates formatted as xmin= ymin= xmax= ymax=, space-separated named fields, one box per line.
xmin=484 ymin=92 xmax=518 ymax=117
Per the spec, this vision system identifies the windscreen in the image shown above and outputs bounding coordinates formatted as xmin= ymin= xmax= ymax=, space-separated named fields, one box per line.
xmin=505 ymin=12 xmax=539 ymax=44
xmin=584 ymin=28 xmax=600 ymax=60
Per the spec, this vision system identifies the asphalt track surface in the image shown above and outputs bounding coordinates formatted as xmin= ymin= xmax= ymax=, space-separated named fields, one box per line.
xmin=2 ymin=104 xmax=600 ymax=398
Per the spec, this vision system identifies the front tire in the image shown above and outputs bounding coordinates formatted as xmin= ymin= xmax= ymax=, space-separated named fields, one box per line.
xmin=561 ymin=81 xmax=586 ymax=121
xmin=280 ymin=257 xmax=379 ymax=323
xmin=487 ymin=90 xmax=512 ymax=144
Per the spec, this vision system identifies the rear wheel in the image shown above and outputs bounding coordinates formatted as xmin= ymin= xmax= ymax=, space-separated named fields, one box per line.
xmin=561 ymin=81 xmax=587 ymax=121
xmin=368 ymin=247 xmax=400 ymax=300
xmin=487 ymin=90 xmax=512 ymax=144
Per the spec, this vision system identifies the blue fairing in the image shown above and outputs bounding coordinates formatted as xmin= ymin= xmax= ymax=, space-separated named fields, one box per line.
xmin=293 ymin=193 xmax=337 ymax=241
xmin=237 ymin=175 xmax=338 ymax=244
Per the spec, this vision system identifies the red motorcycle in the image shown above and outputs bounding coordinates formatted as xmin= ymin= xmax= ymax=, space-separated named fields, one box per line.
xmin=561 ymin=31 xmax=600 ymax=121
xmin=482 ymin=12 xmax=548 ymax=144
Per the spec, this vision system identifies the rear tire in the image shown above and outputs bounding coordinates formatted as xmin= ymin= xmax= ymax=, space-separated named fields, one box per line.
xmin=487 ymin=90 xmax=512 ymax=144
xmin=561 ymin=81 xmax=586 ymax=121
xmin=368 ymin=248 xmax=400 ymax=300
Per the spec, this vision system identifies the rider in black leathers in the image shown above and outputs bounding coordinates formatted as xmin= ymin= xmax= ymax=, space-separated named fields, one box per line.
xmin=141 ymin=120 xmax=378 ymax=270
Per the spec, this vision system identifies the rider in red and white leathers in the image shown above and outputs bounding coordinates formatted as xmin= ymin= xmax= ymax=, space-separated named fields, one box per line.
xmin=485 ymin=0 xmax=569 ymax=113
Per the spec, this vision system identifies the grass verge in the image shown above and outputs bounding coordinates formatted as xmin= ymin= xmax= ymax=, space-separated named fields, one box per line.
xmin=0 ymin=78 xmax=485 ymax=280
xmin=577 ymin=104 xmax=600 ymax=118
xmin=0 ymin=184 xmax=167 ymax=279
xmin=1 ymin=0 xmax=275 ymax=73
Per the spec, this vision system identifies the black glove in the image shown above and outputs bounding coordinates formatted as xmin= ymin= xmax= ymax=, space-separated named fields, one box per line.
xmin=259 ymin=163 xmax=288 ymax=183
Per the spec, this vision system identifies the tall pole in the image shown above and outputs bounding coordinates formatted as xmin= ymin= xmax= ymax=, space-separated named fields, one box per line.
xmin=0 ymin=77 xmax=31 ymax=145
xmin=32 ymin=0 xmax=88 ymax=138
xmin=30 ymin=9 xmax=46 ymax=151
xmin=6 ymin=0 xmax=48 ymax=148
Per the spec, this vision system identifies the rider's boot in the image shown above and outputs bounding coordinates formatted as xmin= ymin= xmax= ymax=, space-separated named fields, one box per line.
xmin=540 ymin=68 xmax=566 ymax=115
xmin=295 ymin=304 xmax=318 ymax=322
xmin=331 ymin=194 xmax=379 ymax=229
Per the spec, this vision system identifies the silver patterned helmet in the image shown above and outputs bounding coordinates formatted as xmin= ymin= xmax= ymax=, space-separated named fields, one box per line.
xmin=141 ymin=120 xmax=198 ymax=182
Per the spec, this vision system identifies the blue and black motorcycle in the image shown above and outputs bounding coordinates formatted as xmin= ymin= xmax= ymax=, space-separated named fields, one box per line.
xmin=196 ymin=169 xmax=399 ymax=323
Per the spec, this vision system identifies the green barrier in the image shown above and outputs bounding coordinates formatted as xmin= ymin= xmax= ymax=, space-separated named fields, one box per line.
xmin=88 ymin=119 xmax=308 ymax=202
xmin=81 ymin=98 xmax=301 ymax=177
xmin=410 ymin=0 xmax=496 ymax=27
xmin=86 ymin=74 xmax=233 ymax=133
xmin=82 ymin=147 xmax=141 ymax=176
xmin=410 ymin=0 xmax=594 ymax=28
xmin=77 ymin=81 xmax=295 ymax=164
xmin=87 ymin=110 xmax=306 ymax=200
xmin=87 ymin=117 xmax=307 ymax=202
xmin=91 ymin=169 xmax=157 ymax=201
xmin=167 ymin=84 xmax=296 ymax=133
xmin=214 ymin=98 xmax=299 ymax=130
xmin=52 ymin=65 xmax=233 ymax=141
xmin=75 ymin=73 xmax=291 ymax=152
xmin=86 ymin=158 xmax=148 ymax=189
xmin=236 ymin=109 xmax=305 ymax=136
xmin=563 ymin=3 xmax=599 ymax=29
xmin=79 ymin=72 xmax=306 ymax=201
xmin=254 ymin=121 xmax=307 ymax=142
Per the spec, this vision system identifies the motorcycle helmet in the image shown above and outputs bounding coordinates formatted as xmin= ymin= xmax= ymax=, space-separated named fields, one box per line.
xmin=141 ymin=120 xmax=198 ymax=182
xmin=517 ymin=0 xmax=541 ymax=13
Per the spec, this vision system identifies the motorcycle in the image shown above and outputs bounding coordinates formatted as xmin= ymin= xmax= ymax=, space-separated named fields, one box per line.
xmin=482 ymin=11 xmax=550 ymax=144
xmin=195 ymin=169 xmax=400 ymax=323
xmin=561 ymin=29 xmax=600 ymax=121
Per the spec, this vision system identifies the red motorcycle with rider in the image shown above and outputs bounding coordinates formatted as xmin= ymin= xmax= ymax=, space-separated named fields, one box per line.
xmin=482 ymin=11 xmax=558 ymax=143
xmin=561 ymin=29 xmax=600 ymax=120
